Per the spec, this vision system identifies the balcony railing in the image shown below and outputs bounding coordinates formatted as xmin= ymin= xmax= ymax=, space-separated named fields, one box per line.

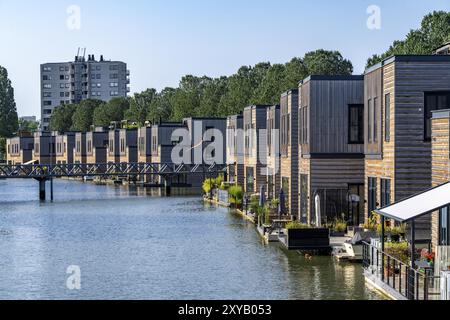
xmin=362 ymin=242 xmax=441 ymax=300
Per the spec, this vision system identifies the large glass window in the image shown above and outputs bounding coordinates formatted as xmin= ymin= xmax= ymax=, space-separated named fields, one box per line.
xmin=425 ymin=92 xmax=450 ymax=141
xmin=439 ymin=206 xmax=450 ymax=246
xmin=368 ymin=177 xmax=377 ymax=214
xmin=300 ymin=174 xmax=309 ymax=223
xmin=385 ymin=93 xmax=391 ymax=142
xmin=246 ymin=167 xmax=254 ymax=193
xmin=380 ymin=178 xmax=391 ymax=207
xmin=349 ymin=104 xmax=364 ymax=144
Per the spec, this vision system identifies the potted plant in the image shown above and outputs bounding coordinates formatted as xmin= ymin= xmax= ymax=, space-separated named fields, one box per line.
xmin=330 ymin=219 xmax=347 ymax=237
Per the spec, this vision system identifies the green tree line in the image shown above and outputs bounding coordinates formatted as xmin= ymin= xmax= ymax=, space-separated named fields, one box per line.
xmin=367 ymin=11 xmax=450 ymax=67
xmin=50 ymin=49 xmax=354 ymax=132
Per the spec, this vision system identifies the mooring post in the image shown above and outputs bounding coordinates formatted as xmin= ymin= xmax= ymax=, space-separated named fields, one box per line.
xmin=39 ymin=179 xmax=46 ymax=201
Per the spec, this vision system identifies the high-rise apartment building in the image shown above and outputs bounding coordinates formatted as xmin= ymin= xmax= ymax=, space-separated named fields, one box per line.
xmin=40 ymin=52 xmax=129 ymax=131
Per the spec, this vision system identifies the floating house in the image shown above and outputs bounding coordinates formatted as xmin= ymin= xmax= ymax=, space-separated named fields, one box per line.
xmin=86 ymin=129 xmax=109 ymax=164
xmin=226 ymin=114 xmax=244 ymax=186
xmin=280 ymin=90 xmax=299 ymax=218
xmin=55 ymin=132 xmax=76 ymax=165
xmin=32 ymin=131 xmax=56 ymax=164
xmin=243 ymin=105 xmax=271 ymax=194
xmin=364 ymin=54 xmax=450 ymax=235
xmin=299 ymin=75 xmax=365 ymax=225
xmin=266 ymin=105 xmax=280 ymax=200
xmin=6 ymin=132 xmax=34 ymax=165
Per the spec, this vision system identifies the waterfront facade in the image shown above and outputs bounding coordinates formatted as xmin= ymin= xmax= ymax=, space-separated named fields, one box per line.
xmin=226 ymin=114 xmax=244 ymax=186
xmin=364 ymin=55 xmax=450 ymax=236
xmin=107 ymin=129 xmax=121 ymax=163
xmin=86 ymin=130 xmax=109 ymax=164
xmin=74 ymin=132 xmax=87 ymax=164
xmin=280 ymin=90 xmax=299 ymax=218
xmin=431 ymin=109 xmax=450 ymax=249
xmin=6 ymin=133 xmax=34 ymax=165
xmin=243 ymin=105 xmax=271 ymax=194
xmin=32 ymin=131 xmax=56 ymax=164
xmin=266 ymin=105 xmax=280 ymax=200
xmin=299 ymin=76 xmax=365 ymax=225
xmin=40 ymin=53 xmax=129 ymax=131
xmin=119 ymin=129 xmax=138 ymax=163
xmin=138 ymin=126 xmax=153 ymax=163
xmin=55 ymin=132 xmax=76 ymax=164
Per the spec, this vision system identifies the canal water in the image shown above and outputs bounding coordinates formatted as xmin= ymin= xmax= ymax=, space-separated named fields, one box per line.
xmin=0 ymin=179 xmax=383 ymax=300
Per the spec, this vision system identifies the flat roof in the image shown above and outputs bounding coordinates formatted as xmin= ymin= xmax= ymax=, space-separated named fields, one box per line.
xmin=375 ymin=182 xmax=450 ymax=222
xmin=432 ymin=108 xmax=450 ymax=119
xmin=365 ymin=55 xmax=450 ymax=74
xmin=300 ymin=75 xmax=364 ymax=85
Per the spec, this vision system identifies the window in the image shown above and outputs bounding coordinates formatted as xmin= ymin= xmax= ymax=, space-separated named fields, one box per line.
xmin=60 ymin=75 xmax=65 ymax=80
xmin=424 ymin=92 xmax=450 ymax=141
xmin=368 ymin=99 xmax=373 ymax=142
xmin=299 ymin=106 xmax=308 ymax=144
xmin=43 ymin=66 xmax=52 ymax=72
xmin=380 ymin=178 xmax=391 ymax=207
xmin=110 ymin=73 xmax=118 ymax=79
xmin=368 ymin=177 xmax=377 ymax=214
xmin=439 ymin=206 xmax=450 ymax=246
xmin=43 ymin=92 xmax=52 ymax=98
xmin=110 ymin=82 xmax=119 ymax=87
xmin=60 ymin=92 xmax=65 ymax=97
xmin=282 ymin=177 xmax=290 ymax=209
xmin=43 ymin=101 xmax=52 ymax=106
xmin=246 ymin=167 xmax=254 ymax=193
xmin=374 ymin=97 xmax=378 ymax=142
xmin=110 ymin=65 xmax=119 ymax=71
xmin=59 ymin=66 xmax=65 ymax=71
xmin=348 ymin=104 xmax=364 ymax=144
xmin=43 ymin=84 xmax=52 ymax=89
xmin=96 ymin=74 xmax=101 ymax=79
xmin=299 ymin=174 xmax=308 ymax=223
xmin=43 ymin=75 xmax=51 ymax=81
xmin=110 ymin=91 xmax=119 ymax=96
xmin=60 ymin=83 xmax=65 ymax=88
xmin=385 ymin=93 xmax=391 ymax=142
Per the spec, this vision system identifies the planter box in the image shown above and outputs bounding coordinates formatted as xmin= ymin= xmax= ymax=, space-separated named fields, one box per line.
xmin=285 ymin=228 xmax=330 ymax=250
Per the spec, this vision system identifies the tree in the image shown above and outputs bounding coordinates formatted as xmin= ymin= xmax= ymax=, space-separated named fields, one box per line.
xmin=71 ymin=99 xmax=104 ymax=131
xmin=93 ymin=97 xmax=129 ymax=127
xmin=303 ymin=49 xmax=353 ymax=75
xmin=18 ymin=119 xmax=40 ymax=133
xmin=367 ymin=11 xmax=450 ymax=67
xmin=0 ymin=66 xmax=18 ymax=137
xmin=198 ymin=77 xmax=228 ymax=117
xmin=50 ymin=104 xmax=77 ymax=132
xmin=126 ymin=89 xmax=157 ymax=126
xmin=252 ymin=64 xmax=287 ymax=105
xmin=148 ymin=87 xmax=175 ymax=122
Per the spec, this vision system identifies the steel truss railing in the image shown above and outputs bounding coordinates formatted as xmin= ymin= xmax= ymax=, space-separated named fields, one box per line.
xmin=0 ymin=162 xmax=226 ymax=179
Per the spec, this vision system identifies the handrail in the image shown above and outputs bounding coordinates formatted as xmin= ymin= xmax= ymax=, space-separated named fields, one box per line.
xmin=362 ymin=241 xmax=440 ymax=300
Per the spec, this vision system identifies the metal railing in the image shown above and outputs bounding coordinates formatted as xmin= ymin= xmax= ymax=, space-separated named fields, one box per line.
xmin=362 ymin=241 xmax=441 ymax=300
xmin=0 ymin=162 xmax=226 ymax=179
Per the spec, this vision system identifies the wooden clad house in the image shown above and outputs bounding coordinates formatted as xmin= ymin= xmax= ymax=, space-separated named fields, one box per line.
xmin=6 ymin=132 xmax=34 ymax=165
xmin=431 ymin=109 xmax=450 ymax=249
xmin=364 ymin=55 xmax=450 ymax=236
xmin=151 ymin=122 xmax=186 ymax=185
xmin=226 ymin=114 xmax=244 ymax=186
xmin=86 ymin=130 xmax=108 ymax=164
xmin=299 ymin=75 xmax=365 ymax=225
xmin=73 ymin=132 xmax=87 ymax=164
xmin=182 ymin=117 xmax=227 ymax=187
xmin=138 ymin=125 xmax=152 ymax=163
xmin=107 ymin=129 xmax=121 ymax=163
xmin=55 ymin=132 xmax=76 ymax=164
xmin=266 ymin=105 xmax=280 ymax=200
xmin=243 ymin=105 xmax=271 ymax=194
xmin=32 ymin=131 xmax=56 ymax=164
xmin=280 ymin=90 xmax=299 ymax=218
xmin=119 ymin=128 xmax=138 ymax=163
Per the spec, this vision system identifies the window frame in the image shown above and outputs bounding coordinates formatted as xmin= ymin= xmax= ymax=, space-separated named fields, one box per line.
xmin=348 ymin=104 xmax=364 ymax=144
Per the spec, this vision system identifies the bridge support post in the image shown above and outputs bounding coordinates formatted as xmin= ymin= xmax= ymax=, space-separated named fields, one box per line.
xmin=165 ymin=178 xmax=172 ymax=197
xmin=39 ymin=178 xmax=46 ymax=201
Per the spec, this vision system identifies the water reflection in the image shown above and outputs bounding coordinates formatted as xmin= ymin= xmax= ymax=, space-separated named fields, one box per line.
xmin=0 ymin=179 xmax=383 ymax=300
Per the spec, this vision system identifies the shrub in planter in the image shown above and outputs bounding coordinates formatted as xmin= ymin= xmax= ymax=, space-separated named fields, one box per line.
xmin=229 ymin=186 xmax=243 ymax=208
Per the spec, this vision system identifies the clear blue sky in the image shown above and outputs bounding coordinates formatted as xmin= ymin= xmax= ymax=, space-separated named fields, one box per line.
xmin=0 ymin=0 xmax=449 ymax=118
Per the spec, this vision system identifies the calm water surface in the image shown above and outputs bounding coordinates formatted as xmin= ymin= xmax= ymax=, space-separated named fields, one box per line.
xmin=0 ymin=179 xmax=383 ymax=300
